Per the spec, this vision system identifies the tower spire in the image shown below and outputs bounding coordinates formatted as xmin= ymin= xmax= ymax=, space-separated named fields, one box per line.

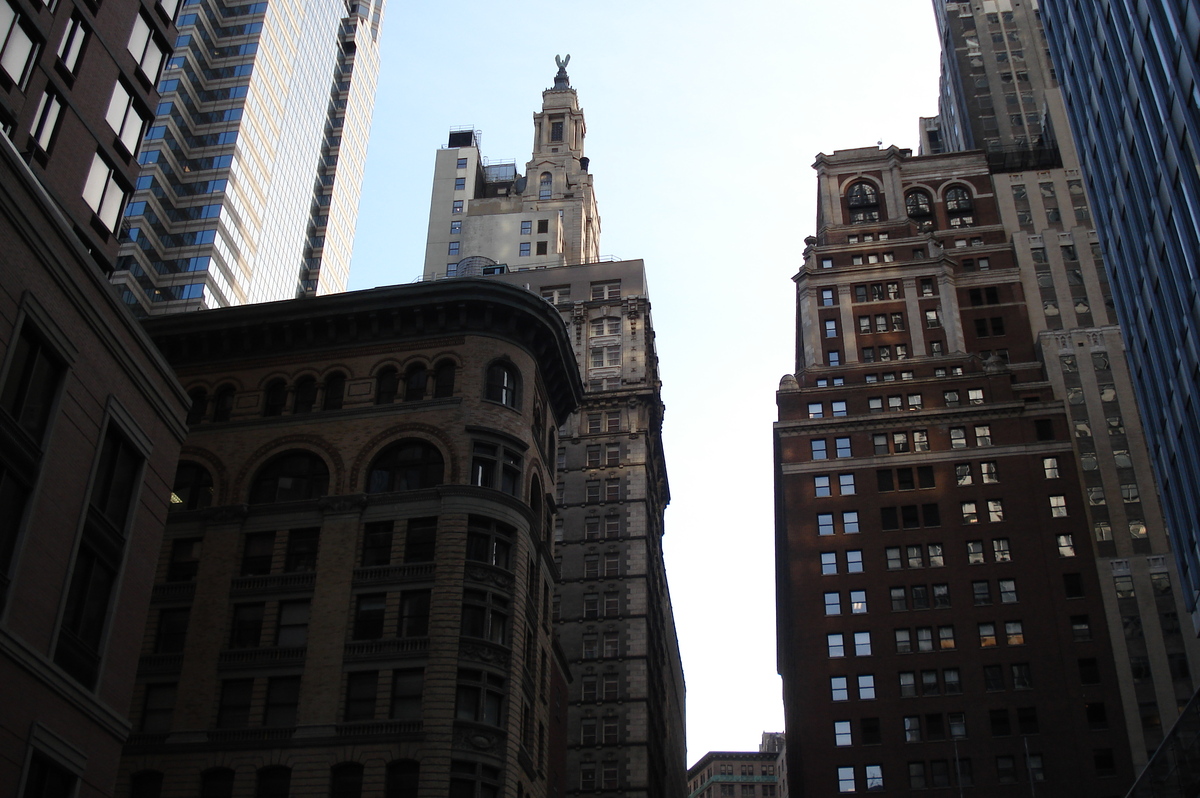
xmin=553 ymin=53 xmax=571 ymax=90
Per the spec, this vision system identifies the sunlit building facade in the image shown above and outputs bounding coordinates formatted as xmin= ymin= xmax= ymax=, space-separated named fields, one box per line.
xmin=111 ymin=0 xmax=384 ymax=315
xmin=421 ymin=64 xmax=688 ymax=798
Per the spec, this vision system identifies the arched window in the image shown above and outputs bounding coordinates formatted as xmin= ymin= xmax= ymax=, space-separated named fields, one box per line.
xmin=529 ymin=474 xmax=543 ymax=530
xmin=404 ymin=364 xmax=427 ymax=402
xmin=485 ymin=362 xmax=520 ymax=408
xmin=212 ymin=385 xmax=235 ymax=422
xmin=263 ymin=379 xmax=287 ymax=417
xmin=256 ymin=766 xmax=290 ymax=798
xmin=186 ymin=388 xmax=207 ymax=425
xmin=539 ymin=172 xmax=552 ymax=200
xmin=249 ymin=450 xmax=329 ymax=503
xmin=323 ymin=372 xmax=346 ymax=411
xmin=366 ymin=439 xmax=444 ymax=493
xmin=433 ymin=360 xmax=455 ymax=398
xmin=170 ymin=461 xmax=213 ymax=512
xmin=906 ymin=189 xmax=934 ymax=231
xmin=200 ymin=768 xmax=235 ymax=798
xmin=293 ymin=377 xmax=317 ymax=414
xmin=376 ymin=366 xmax=399 ymax=405
xmin=385 ymin=761 xmax=419 ymax=798
xmin=846 ymin=181 xmax=880 ymax=224
xmin=945 ymin=186 xmax=974 ymax=228
xmin=330 ymin=763 xmax=364 ymax=798
xmin=130 ymin=770 xmax=164 ymax=798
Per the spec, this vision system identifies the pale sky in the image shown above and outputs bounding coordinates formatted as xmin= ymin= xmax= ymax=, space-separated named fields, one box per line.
xmin=349 ymin=0 xmax=943 ymax=766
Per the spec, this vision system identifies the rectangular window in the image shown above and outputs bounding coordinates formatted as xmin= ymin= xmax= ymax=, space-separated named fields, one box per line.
xmin=974 ymin=425 xmax=992 ymax=446
xmin=817 ymin=513 xmax=834 ymax=536
xmin=217 ymin=678 xmax=253 ymax=728
xmin=454 ymin=177 xmax=466 ymax=190
xmin=825 ymin=592 xmax=841 ymax=616
xmin=127 ymin=13 xmax=166 ymax=81
xmin=105 ymin=81 xmax=147 ymax=153
xmin=30 ymin=90 xmax=63 ymax=152
xmin=344 ymin=671 xmax=378 ymax=721
xmin=519 ymin=242 xmax=531 ymax=256
xmin=82 ymin=152 xmax=126 ymax=231
xmin=950 ymin=427 xmax=966 ymax=448
xmin=1 ymin=4 xmax=35 ymax=86
xmin=811 ymin=439 xmax=827 ymax=460
xmin=993 ymin=538 xmax=1011 ymax=562
xmin=835 ymin=437 xmax=851 ymax=458
xmin=854 ymin=631 xmax=872 ymax=655
xmin=828 ymin=633 xmax=844 ymax=657
xmin=839 ymin=474 xmax=855 ymax=495
xmin=276 ymin=600 xmax=310 ymax=647
xmin=391 ymin=668 xmax=423 ymax=720
xmin=452 ymin=200 xmax=463 ymax=213
xmin=831 ymin=676 xmax=848 ymax=701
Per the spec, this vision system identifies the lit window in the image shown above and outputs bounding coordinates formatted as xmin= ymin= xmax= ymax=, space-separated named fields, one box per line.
xmin=967 ymin=541 xmax=984 ymax=564
xmin=961 ymin=502 xmax=978 ymax=524
xmin=1 ymin=4 xmax=35 ymax=87
xmin=847 ymin=550 xmax=863 ymax=573
xmin=127 ymin=13 xmax=166 ymax=81
xmin=450 ymin=220 xmax=461 ymax=234
xmin=82 ymin=152 xmax=126 ymax=231
xmin=30 ymin=89 xmax=63 ymax=152
xmin=850 ymin=590 xmax=867 ymax=614
xmin=452 ymin=200 xmax=463 ymax=213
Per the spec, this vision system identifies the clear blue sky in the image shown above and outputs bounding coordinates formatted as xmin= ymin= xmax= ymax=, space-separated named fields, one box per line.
xmin=349 ymin=0 xmax=943 ymax=764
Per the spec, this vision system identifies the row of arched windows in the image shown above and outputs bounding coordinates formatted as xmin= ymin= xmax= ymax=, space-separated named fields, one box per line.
xmin=129 ymin=760 xmax=418 ymax=798
xmin=185 ymin=360 xmax=524 ymax=426
xmin=845 ymin=180 xmax=975 ymax=230
xmin=170 ymin=436 xmax=522 ymax=510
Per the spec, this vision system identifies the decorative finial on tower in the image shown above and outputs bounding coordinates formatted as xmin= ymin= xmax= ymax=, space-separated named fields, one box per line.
xmin=553 ymin=54 xmax=571 ymax=90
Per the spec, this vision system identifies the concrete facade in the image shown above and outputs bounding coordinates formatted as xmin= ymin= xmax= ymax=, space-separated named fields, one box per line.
xmin=118 ymin=279 xmax=582 ymax=798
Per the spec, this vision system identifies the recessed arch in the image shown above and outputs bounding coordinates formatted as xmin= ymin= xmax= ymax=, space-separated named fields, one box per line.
xmin=249 ymin=449 xmax=330 ymax=503
xmin=365 ymin=438 xmax=445 ymax=493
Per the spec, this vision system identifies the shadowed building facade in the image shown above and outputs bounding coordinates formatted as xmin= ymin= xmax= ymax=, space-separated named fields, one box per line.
xmin=775 ymin=145 xmax=1135 ymax=795
xmin=1 ymin=0 xmax=190 ymax=793
xmin=421 ymin=62 xmax=687 ymax=798
xmin=118 ymin=279 xmax=580 ymax=797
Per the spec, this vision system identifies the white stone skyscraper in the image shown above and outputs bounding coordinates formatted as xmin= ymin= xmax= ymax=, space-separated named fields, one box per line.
xmin=422 ymin=61 xmax=688 ymax=798
xmin=111 ymin=0 xmax=384 ymax=314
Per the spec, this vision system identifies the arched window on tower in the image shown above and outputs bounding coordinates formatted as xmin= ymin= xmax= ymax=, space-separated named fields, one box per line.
xmin=323 ymin=372 xmax=346 ymax=410
xmin=846 ymin=181 xmax=880 ymax=224
xmin=186 ymin=387 xmax=207 ymax=425
xmin=262 ymin=379 xmax=287 ymax=417
xmin=404 ymin=364 xmax=427 ymax=402
xmin=539 ymin=172 xmax=552 ymax=200
xmin=212 ymin=385 xmax=235 ymax=422
xmin=485 ymin=362 xmax=521 ymax=408
xmin=376 ymin=366 xmax=399 ymax=404
xmin=293 ymin=377 xmax=317 ymax=414
xmin=170 ymin=461 xmax=214 ymax=512
xmin=905 ymin=189 xmax=934 ymax=231
xmin=433 ymin=359 xmax=456 ymax=398
xmin=945 ymin=186 xmax=975 ymax=228
xmin=249 ymin=450 xmax=329 ymax=503
xmin=366 ymin=439 xmax=444 ymax=493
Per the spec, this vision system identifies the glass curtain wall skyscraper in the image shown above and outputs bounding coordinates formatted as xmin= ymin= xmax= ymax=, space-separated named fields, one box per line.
xmin=111 ymin=0 xmax=384 ymax=315
xmin=1041 ymin=0 xmax=1200 ymax=632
